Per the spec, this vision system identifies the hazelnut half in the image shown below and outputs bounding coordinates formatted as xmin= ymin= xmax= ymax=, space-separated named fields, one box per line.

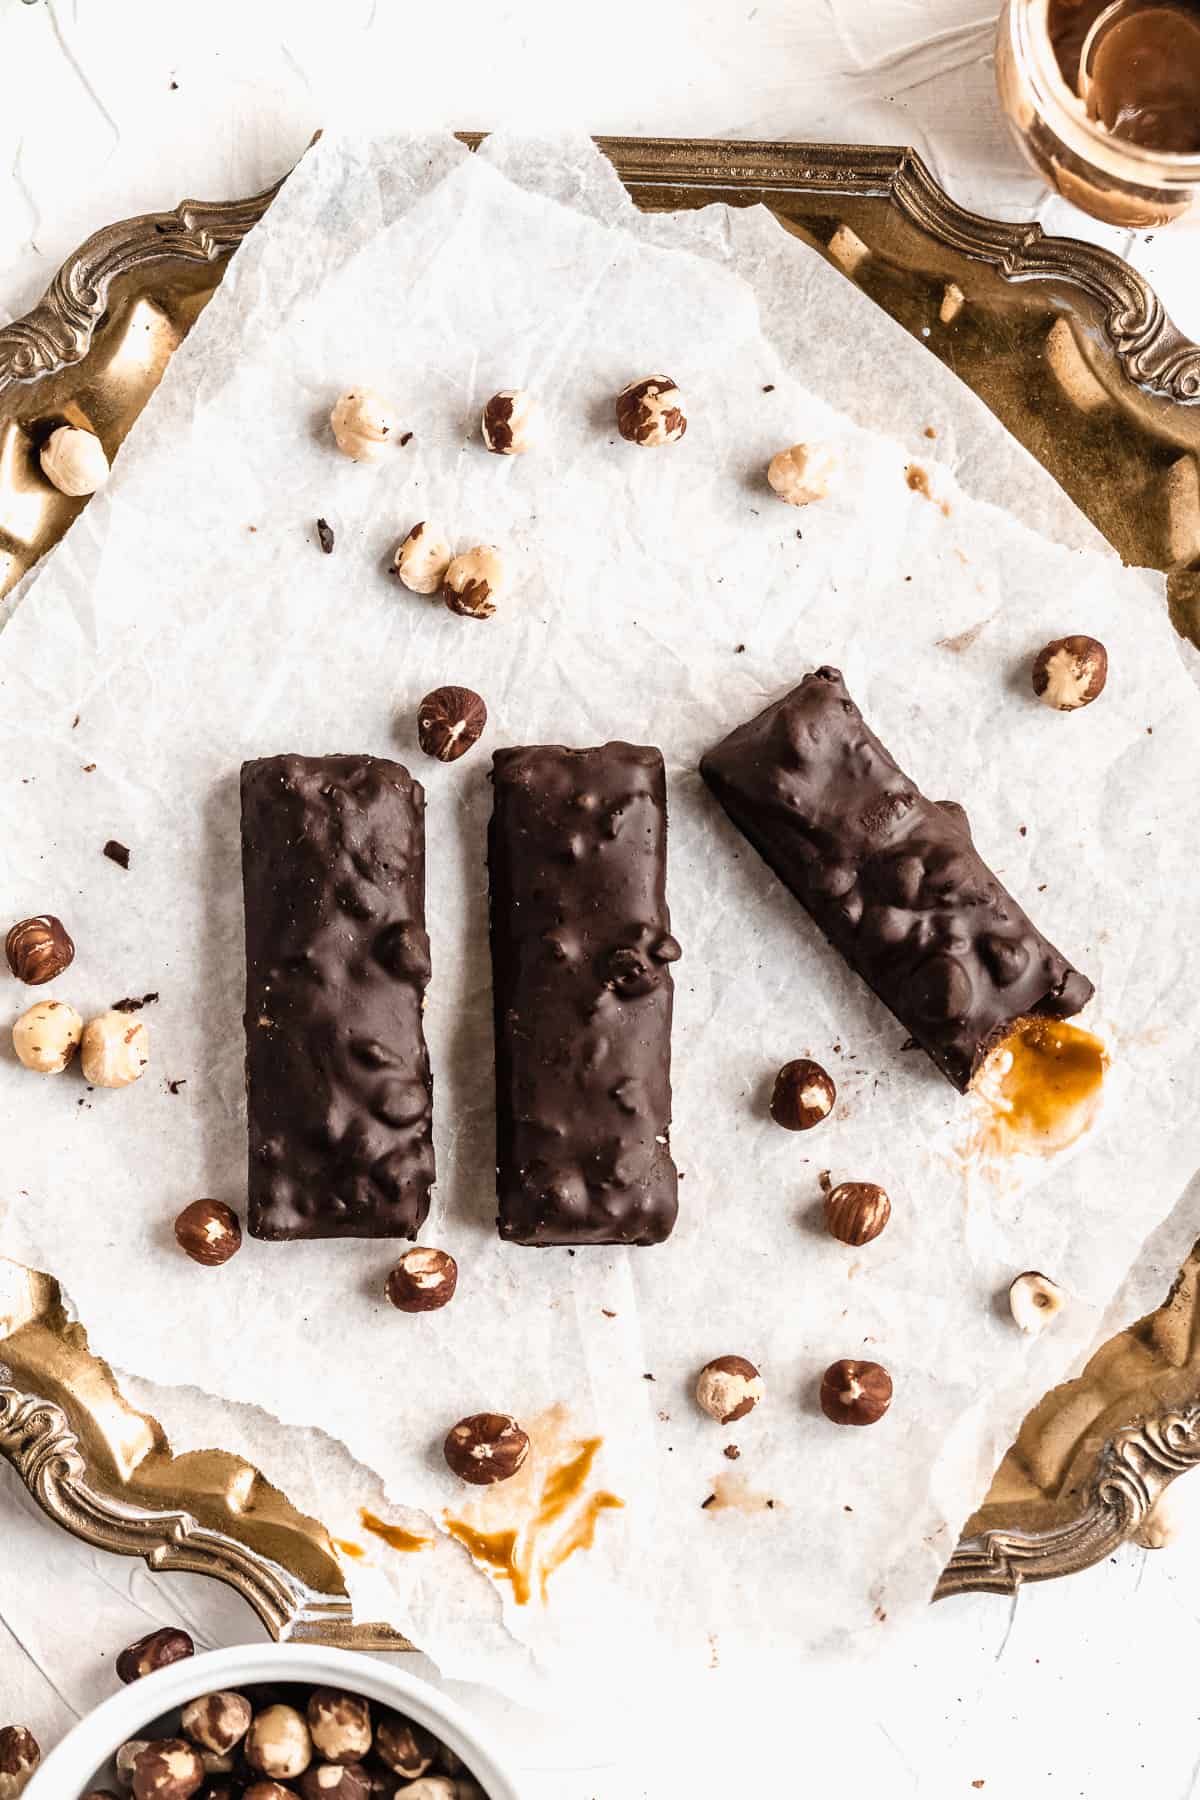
xmin=1031 ymin=635 xmax=1107 ymax=711
xmin=80 ymin=1010 xmax=149 ymax=1087
xmin=819 ymin=1359 xmax=893 ymax=1426
xmin=0 ymin=1728 xmax=40 ymax=1800
xmin=416 ymin=688 xmax=487 ymax=763
xmin=766 ymin=442 xmax=836 ymax=507
xmin=824 ymin=1181 xmax=891 ymax=1246
xmin=245 ymin=1707 xmax=313 ymax=1781
xmin=40 ymin=424 xmax=110 ymax=497
xmin=769 ymin=1058 xmax=836 ymax=1130
xmin=180 ymin=1693 xmax=251 ymax=1755
xmin=481 ymin=388 xmax=538 ymax=455
xmin=442 ymin=546 xmax=505 ymax=619
xmin=130 ymin=1741 xmax=204 ymax=1800
xmin=5 ymin=915 xmax=74 ymax=985
xmin=1008 ymin=1270 xmax=1066 ymax=1335
xmin=306 ymin=1691 xmax=372 ymax=1765
xmin=375 ymin=1714 xmax=438 ymax=1780
xmin=391 ymin=522 xmax=452 ymax=596
xmin=615 ymin=375 xmax=687 ymax=447
xmin=443 ymin=1412 xmax=530 ymax=1485
xmin=11 ymin=998 xmax=82 ymax=1073
xmin=386 ymin=1246 xmax=458 ymax=1312
xmin=116 ymin=1626 xmax=195 ymax=1684
xmin=330 ymin=389 xmax=397 ymax=462
xmin=695 ymin=1355 xmax=763 ymax=1424
xmin=115 ymin=1742 xmax=152 ymax=1787
xmin=174 ymin=1200 xmax=243 ymax=1267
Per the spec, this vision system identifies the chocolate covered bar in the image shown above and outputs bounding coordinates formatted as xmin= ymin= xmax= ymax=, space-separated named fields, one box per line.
xmin=700 ymin=668 xmax=1093 ymax=1091
xmin=489 ymin=742 xmax=681 ymax=1246
xmin=241 ymin=754 xmax=434 ymax=1240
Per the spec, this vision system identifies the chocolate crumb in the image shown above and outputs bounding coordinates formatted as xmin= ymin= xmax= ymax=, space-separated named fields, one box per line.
xmin=1038 ymin=883 xmax=1047 ymax=892
xmin=844 ymin=1504 xmax=853 ymax=1512
xmin=601 ymin=1308 xmax=617 ymax=1318
xmin=399 ymin=431 xmax=413 ymax=446
xmin=112 ymin=992 xmax=159 ymax=1013
xmin=316 ymin=517 xmax=335 ymax=555
xmin=170 ymin=79 xmax=178 ymax=89
xmin=874 ymin=1605 xmax=887 ymax=1622
xmin=71 ymin=714 xmax=80 ymax=728
xmin=762 ymin=383 xmax=775 ymax=393
xmin=166 ymin=1078 xmax=186 ymax=1095
xmin=103 ymin=839 xmax=130 ymax=869
xmin=734 ymin=643 xmax=746 ymax=653
xmin=766 ymin=1499 xmax=776 ymax=1510
xmin=701 ymin=1494 xmax=716 ymax=1509
xmin=83 ymin=763 xmax=96 ymax=772
xmin=247 ymin=524 xmax=257 ymax=532
xmin=643 ymin=1372 xmax=655 ymax=1381
xmin=1019 ymin=825 xmax=1027 ymax=836
xmin=924 ymin=425 xmax=937 ymax=439
xmin=723 ymin=1444 xmax=740 ymax=1461
xmin=1147 ymin=725 xmax=1154 ymax=735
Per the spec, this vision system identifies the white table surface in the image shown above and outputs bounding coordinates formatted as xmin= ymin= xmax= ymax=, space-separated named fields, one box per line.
xmin=3 ymin=3 xmax=1200 ymax=1796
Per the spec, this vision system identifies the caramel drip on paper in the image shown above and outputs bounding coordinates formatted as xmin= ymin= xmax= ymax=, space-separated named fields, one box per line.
xmin=358 ymin=1508 xmax=433 ymax=1553
xmin=973 ymin=1017 xmax=1107 ymax=1157
xmin=442 ymin=1520 xmax=527 ymax=1603
xmin=333 ymin=1537 xmax=365 ymax=1560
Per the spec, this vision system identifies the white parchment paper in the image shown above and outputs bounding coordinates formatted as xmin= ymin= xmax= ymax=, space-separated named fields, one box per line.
xmin=3 ymin=132 xmax=1199 ymax=1699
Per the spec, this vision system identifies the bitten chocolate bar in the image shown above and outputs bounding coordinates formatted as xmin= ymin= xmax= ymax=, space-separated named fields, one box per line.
xmin=700 ymin=668 xmax=1093 ymax=1091
xmin=488 ymin=742 xmax=681 ymax=1246
xmin=241 ymin=754 xmax=435 ymax=1240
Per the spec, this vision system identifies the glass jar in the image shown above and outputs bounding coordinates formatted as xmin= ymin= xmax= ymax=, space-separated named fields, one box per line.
xmin=996 ymin=0 xmax=1200 ymax=226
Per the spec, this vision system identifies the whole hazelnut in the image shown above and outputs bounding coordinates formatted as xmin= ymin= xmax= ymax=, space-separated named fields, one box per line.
xmin=174 ymin=1199 xmax=243 ymax=1267
xmin=374 ymin=1714 xmax=437 ymax=1780
xmin=416 ymin=688 xmax=487 ymax=763
xmin=391 ymin=522 xmax=453 ymax=596
xmin=116 ymin=1626 xmax=195 ymax=1684
xmin=695 ymin=1355 xmax=763 ymax=1425
xmin=386 ymin=1246 xmax=458 ymax=1312
xmin=0 ymin=1727 xmax=40 ymax=1800
xmin=306 ymin=1691 xmax=372 ymax=1765
xmin=443 ymin=1412 xmax=530 ymax=1485
xmin=1008 ymin=1270 xmax=1066 ymax=1335
xmin=766 ymin=442 xmax=836 ymax=507
xmin=40 ymin=424 xmax=110 ymax=497
xmin=824 ymin=1181 xmax=891 ymax=1247
xmin=481 ymin=388 xmax=538 ymax=455
xmin=1031 ymin=635 xmax=1108 ymax=710
xmin=245 ymin=1707 xmax=312 ymax=1781
xmin=819 ymin=1359 xmax=893 ymax=1426
xmin=80 ymin=1010 xmax=149 ymax=1087
xmin=769 ymin=1058 xmax=836 ymax=1131
xmin=390 ymin=1784 xmax=456 ymax=1800
xmin=180 ymin=1691 xmax=252 ymax=1754
xmin=244 ymin=1786 xmax=295 ymax=1800
xmin=12 ymin=998 xmax=82 ymax=1073
xmin=330 ymin=389 xmax=398 ymax=462
xmin=130 ymin=1740 xmax=204 ymax=1800
xmin=615 ymin=375 xmax=687 ymax=447
xmin=5 ymin=914 xmax=74 ymax=985
xmin=115 ymin=1742 xmax=152 ymax=1787
xmin=441 ymin=546 xmax=505 ymax=620
xmin=298 ymin=1765 xmax=370 ymax=1800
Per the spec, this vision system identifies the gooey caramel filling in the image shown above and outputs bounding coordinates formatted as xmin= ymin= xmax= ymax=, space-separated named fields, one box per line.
xmin=972 ymin=1016 xmax=1108 ymax=1156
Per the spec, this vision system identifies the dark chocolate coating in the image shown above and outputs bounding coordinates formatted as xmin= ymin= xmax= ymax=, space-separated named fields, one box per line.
xmin=488 ymin=742 xmax=680 ymax=1246
xmin=700 ymin=668 xmax=1093 ymax=1091
xmin=241 ymin=754 xmax=435 ymax=1240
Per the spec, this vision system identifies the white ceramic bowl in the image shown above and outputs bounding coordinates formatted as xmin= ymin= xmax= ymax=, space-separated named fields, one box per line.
xmin=25 ymin=1643 xmax=522 ymax=1800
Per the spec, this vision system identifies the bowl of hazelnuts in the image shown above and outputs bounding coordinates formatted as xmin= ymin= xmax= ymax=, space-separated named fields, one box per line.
xmin=23 ymin=1644 xmax=520 ymax=1800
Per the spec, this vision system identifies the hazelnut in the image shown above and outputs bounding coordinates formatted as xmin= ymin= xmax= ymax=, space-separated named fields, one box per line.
xmin=116 ymin=1626 xmax=195 ymax=1684
xmin=443 ymin=1412 xmax=530 ymax=1485
xmin=416 ymin=688 xmax=487 ymax=764
xmin=441 ymin=546 xmax=505 ymax=620
xmin=12 ymin=998 xmax=82 ymax=1072
xmin=244 ymin=1786 xmax=296 ymax=1800
xmin=80 ymin=1010 xmax=149 ymax=1087
xmin=390 ymin=1784 xmax=456 ymax=1800
xmin=769 ymin=1058 xmax=836 ymax=1130
xmin=245 ymin=1707 xmax=313 ymax=1781
xmin=766 ymin=443 xmax=836 ymax=507
xmin=115 ymin=1742 xmax=152 ymax=1787
xmin=306 ymin=1691 xmax=372 ymax=1765
xmin=5 ymin=914 xmax=74 ymax=984
xmin=298 ymin=1766 xmax=370 ymax=1800
xmin=40 ymin=424 xmax=110 ymax=497
xmin=391 ymin=522 xmax=453 ymax=596
xmin=1031 ymin=635 xmax=1107 ymax=711
xmin=819 ymin=1359 xmax=893 ymax=1426
xmin=695 ymin=1355 xmax=763 ymax=1424
xmin=374 ymin=1714 xmax=437 ymax=1780
xmin=386 ymin=1245 xmax=458 ymax=1312
xmin=330 ymin=389 xmax=397 ymax=462
xmin=1008 ymin=1270 xmax=1066 ymax=1335
xmin=824 ymin=1181 xmax=891 ymax=1247
xmin=615 ymin=375 xmax=687 ymax=447
xmin=174 ymin=1199 xmax=243 ymax=1267
xmin=180 ymin=1691 xmax=252 ymax=1753
xmin=199 ymin=1751 xmax=236 ymax=1777
xmin=0 ymin=1727 xmax=40 ymax=1800
xmin=130 ymin=1740 xmax=204 ymax=1800
xmin=481 ymin=388 xmax=538 ymax=455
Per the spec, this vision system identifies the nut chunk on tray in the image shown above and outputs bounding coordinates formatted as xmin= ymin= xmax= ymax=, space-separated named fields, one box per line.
xmin=488 ymin=742 xmax=681 ymax=1245
xmin=240 ymin=754 xmax=434 ymax=1240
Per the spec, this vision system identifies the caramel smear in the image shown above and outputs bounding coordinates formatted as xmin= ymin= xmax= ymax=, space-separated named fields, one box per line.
xmin=443 ymin=1407 xmax=624 ymax=1605
xmin=971 ymin=1017 xmax=1108 ymax=1157
xmin=333 ymin=1537 xmax=365 ymax=1560
xmin=905 ymin=462 xmax=951 ymax=516
xmin=358 ymin=1508 xmax=433 ymax=1554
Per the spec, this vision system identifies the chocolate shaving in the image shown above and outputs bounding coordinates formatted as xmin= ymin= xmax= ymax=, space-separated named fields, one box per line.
xmin=316 ymin=517 xmax=335 ymax=555
xmin=112 ymin=992 xmax=159 ymax=1013
xmin=103 ymin=839 xmax=130 ymax=869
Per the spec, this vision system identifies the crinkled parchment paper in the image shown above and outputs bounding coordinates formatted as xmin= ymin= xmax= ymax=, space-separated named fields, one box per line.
xmin=3 ymin=132 xmax=1199 ymax=1701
